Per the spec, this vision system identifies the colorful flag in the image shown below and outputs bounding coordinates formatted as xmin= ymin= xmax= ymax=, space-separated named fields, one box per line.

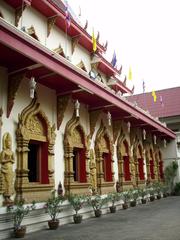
xmin=128 ymin=66 xmax=132 ymax=80
xmin=152 ymin=90 xmax=157 ymax=102
xmin=92 ymin=29 xmax=97 ymax=52
xmin=111 ymin=51 xmax=117 ymax=67
xmin=142 ymin=80 xmax=145 ymax=93
xmin=65 ymin=1 xmax=71 ymax=29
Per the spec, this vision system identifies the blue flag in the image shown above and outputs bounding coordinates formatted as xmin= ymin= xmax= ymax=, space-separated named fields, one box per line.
xmin=111 ymin=51 xmax=117 ymax=67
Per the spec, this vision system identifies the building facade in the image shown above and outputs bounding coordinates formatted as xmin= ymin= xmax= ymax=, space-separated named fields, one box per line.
xmin=128 ymin=87 xmax=180 ymax=182
xmin=0 ymin=0 xmax=176 ymax=238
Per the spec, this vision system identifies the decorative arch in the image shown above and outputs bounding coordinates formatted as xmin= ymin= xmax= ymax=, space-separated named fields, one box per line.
xmin=137 ymin=144 xmax=145 ymax=181
xmin=15 ymin=97 xmax=56 ymax=202
xmin=64 ymin=112 xmax=90 ymax=195
xmin=95 ymin=121 xmax=114 ymax=194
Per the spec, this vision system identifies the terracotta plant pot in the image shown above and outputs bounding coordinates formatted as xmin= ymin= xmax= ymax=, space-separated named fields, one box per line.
xmin=73 ymin=214 xmax=82 ymax=224
xmin=94 ymin=209 xmax=102 ymax=217
xmin=122 ymin=203 xmax=128 ymax=209
xmin=130 ymin=200 xmax=136 ymax=207
xmin=48 ymin=219 xmax=59 ymax=230
xmin=14 ymin=226 xmax=26 ymax=238
xmin=109 ymin=206 xmax=116 ymax=213
xmin=141 ymin=199 xmax=147 ymax=204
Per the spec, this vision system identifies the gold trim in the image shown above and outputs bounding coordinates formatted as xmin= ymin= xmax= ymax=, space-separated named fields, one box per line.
xmin=15 ymin=96 xmax=56 ymax=202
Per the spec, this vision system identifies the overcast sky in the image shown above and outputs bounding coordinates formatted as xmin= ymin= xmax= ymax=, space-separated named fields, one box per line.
xmin=67 ymin=0 xmax=180 ymax=94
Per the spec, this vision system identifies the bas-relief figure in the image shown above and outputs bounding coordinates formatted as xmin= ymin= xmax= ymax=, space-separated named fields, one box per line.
xmin=89 ymin=149 xmax=97 ymax=194
xmin=0 ymin=133 xmax=15 ymax=205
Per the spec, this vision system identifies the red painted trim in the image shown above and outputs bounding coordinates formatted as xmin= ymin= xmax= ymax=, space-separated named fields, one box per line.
xmin=79 ymin=148 xmax=87 ymax=182
xmin=0 ymin=20 xmax=175 ymax=139
xmin=123 ymin=156 xmax=131 ymax=181
xmin=41 ymin=142 xmax=49 ymax=184
xmin=103 ymin=153 xmax=112 ymax=182
xmin=138 ymin=158 xmax=145 ymax=180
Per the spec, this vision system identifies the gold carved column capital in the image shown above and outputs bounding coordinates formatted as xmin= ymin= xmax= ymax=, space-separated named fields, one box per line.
xmin=47 ymin=16 xmax=57 ymax=37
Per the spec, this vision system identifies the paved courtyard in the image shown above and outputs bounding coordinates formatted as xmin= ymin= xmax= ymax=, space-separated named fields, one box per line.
xmin=14 ymin=196 xmax=180 ymax=240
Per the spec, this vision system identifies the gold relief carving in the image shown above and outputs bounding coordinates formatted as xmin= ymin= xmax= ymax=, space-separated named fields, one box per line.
xmin=47 ymin=16 xmax=57 ymax=37
xmin=64 ymin=111 xmax=90 ymax=194
xmin=95 ymin=121 xmax=114 ymax=193
xmin=27 ymin=115 xmax=44 ymax=136
xmin=0 ymin=133 xmax=15 ymax=205
xmin=76 ymin=60 xmax=87 ymax=72
xmin=7 ymin=73 xmax=25 ymax=118
xmin=15 ymin=97 xmax=56 ymax=202
xmin=89 ymin=149 xmax=97 ymax=193
xmin=27 ymin=26 xmax=39 ymax=41
xmin=89 ymin=110 xmax=102 ymax=137
xmin=72 ymin=35 xmax=81 ymax=54
xmin=72 ymin=128 xmax=82 ymax=147
xmin=53 ymin=44 xmax=65 ymax=57
xmin=57 ymin=95 xmax=70 ymax=130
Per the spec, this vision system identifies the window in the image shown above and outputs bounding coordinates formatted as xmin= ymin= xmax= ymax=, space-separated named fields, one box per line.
xmin=28 ymin=140 xmax=49 ymax=184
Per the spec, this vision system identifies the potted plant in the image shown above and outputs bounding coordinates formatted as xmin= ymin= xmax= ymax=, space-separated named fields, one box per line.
xmin=87 ymin=194 xmax=105 ymax=217
xmin=68 ymin=194 xmax=85 ymax=224
xmin=138 ymin=188 xmax=148 ymax=204
xmin=154 ymin=182 xmax=162 ymax=199
xmin=148 ymin=187 xmax=155 ymax=202
xmin=107 ymin=192 xmax=120 ymax=213
xmin=44 ymin=190 xmax=65 ymax=230
xmin=121 ymin=191 xmax=131 ymax=209
xmin=7 ymin=199 xmax=36 ymax=238
xmin=130 ymin=189 xmax=139 ymax=207
xmin=162 ymin=185 xmax=168 ymax=198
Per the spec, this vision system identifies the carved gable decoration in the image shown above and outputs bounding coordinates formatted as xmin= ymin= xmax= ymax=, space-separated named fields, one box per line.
xmin=16 ymin=97 xmax=56 ymax=144
xmin=95 ymin=121 xmax=113 ymax=153
xmin=53 ymin=44 xmax=65 ymax=57
xmin=27 ymin=26 xmax=39 ymax=41
xmin=64 ymin=111 xmax=86 ymax=148
xmin=76 ymin=60 xmax=87 ymax=72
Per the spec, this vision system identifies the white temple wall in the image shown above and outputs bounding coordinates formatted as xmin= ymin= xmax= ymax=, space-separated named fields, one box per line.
xmin=0 ymin=1 xmax=15 ymax=25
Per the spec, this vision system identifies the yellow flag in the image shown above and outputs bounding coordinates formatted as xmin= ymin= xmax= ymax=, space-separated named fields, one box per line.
xmin=128 ymin=66 xmax=132 ymax=80
xmin=92 ymin=29 xmax=97 ymax=52
xmin=152 ymin=90 xmax=157 ymax=102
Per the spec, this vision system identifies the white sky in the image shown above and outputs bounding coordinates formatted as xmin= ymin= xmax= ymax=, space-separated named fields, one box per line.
xmin=67 ymin=0 xmax=180 ymax=94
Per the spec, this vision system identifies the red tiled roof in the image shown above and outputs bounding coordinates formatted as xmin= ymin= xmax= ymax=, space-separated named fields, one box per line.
xmin=127 ymin=87 xmax=180 ymax=118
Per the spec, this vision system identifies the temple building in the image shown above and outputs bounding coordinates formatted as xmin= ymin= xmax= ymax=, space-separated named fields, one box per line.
xmin=0 ymin=0 xmax=176 ymax=238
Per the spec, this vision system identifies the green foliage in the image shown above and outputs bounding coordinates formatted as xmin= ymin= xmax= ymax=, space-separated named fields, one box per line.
xmin=164 ymin=161 xmax=178 ymax=192
xmin=107 ymin=192 xmax=121 ymax=207
xmin=68 ymin=194 xmax=85 ymax=215
xmin=44 ymin=190 xmax=65 ymax=221
xmin=138 ymin=187 xmax=148 ymax=199
xmin=87 ymin=194 xmax=105 ymax=211
xmin=121 ymin=191 xmax=131 ymax=203
xmin=7 ymin=199 xmax=36 ymax=230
